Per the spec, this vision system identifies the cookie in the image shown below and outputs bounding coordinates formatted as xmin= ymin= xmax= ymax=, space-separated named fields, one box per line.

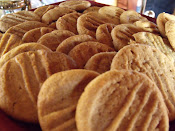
xmin=165 ymin=20 xmax=175 ymax=51
xmin=56 ymin=12 xmax=81 ymax=34
xmin=0 ymin=33 xmax=22 ymax=57
xmin=76 ymin=70 xmax=169 ymax=131
xmin=134 ymin=20 xmax=159 ymax=34
xmin=6 ymin=21 xmax=47 ymax=38
xmin=83 ymin=6 xmax=101 ymax=13
xmin=68 ymin=41 xmax=115 ymax=68
xmin=77 ymin=12 xmax=118 ymax=38
xmin=56 ymin=34 xmax=96 ymax=54
xmin=84 ymin=52 xmax=116 ymax=74
xmin=42 ymin=7 xmax=75 ymax=24
xmin=38 ymin=69 xmax=99 ymax=131
xmin=37 ymin=30 xmax=75 ymax=51
xmin=0 ymin=11 xmax=40 ymax=32
xmin=131 ymin=32 xmax=175 ymax=63
xmin=22 ymin=27 xmax=55 ymax=43
xmin=111 ymin=44 xmax=175 ymax=121
xmin=0 ymin=50 xmax=77 ymax=123
xmin=111 ymin=24 xmax=144 ymax=50
xmin=157 ymin=12 xmax=175 ymax=37
xmin=120 ymin=10 xmax=148 ymax=24
xmin=0 ymin=43 xmax=52 ymax=68
xmin=96 ymin=23 xmax=116 ymax=48
xmin=58 ymin=0 xmax=91 ymax=11
xmin=34 ymin=5 xmax=56 ymax=18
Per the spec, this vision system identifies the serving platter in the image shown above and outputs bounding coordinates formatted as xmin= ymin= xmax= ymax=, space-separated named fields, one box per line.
xmin=0 ymin=0 xmax=174 ymax=131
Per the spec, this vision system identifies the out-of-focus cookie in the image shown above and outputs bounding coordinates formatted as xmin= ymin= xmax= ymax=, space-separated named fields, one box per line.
xmin=56 ymin=34 xmax=96 ymax=54
xmin=0 ymin=50 xmax=77 ymax=123
xmin=83 ymin=6 xmax=101 ymax=13
xmin=68 ymin=41 xmax=115 ymax=68
xmin=59 ymin=0 xmax=91 ymax=11
xmin=157 ymin=13 xmax=175 ymax=37
xmin=111 ymin=24 xmax=144 ymax=50
xmin=6 ymin=21 xmax=47 ymax=38
xmin=77 ymin=12 xmax=118 ymax=38
xmin=42 ymin=7 xmax=75 ymax=24
xmin=38 ymin=69 xmax=99 ymax=131
xmin=34 ymin=5 xmax=56 ymax=18
xmin=120 ymin=10 xmax=148 ymax=24
xmin=134 ymin=20 xmax=159 ymax=34
xmin=0 ymin=33 xmax=22 ymax=57
xmin=111 ymin=44 xmax=175 ymax=121
xmin=22 ymin=27 xmax=55 ymax=43
xmin=0 ymin=11 xmax=40 ymax=32
xmin=165 ymin=20 xmax=175 ymax=51
xmin=38 ymin=30 xmax=75 ymax=51
xmin=85 ymin=52 xmax=116 ymax=73
xmin=56 ymin=12 xmax=81 ymax=34
xmin=130 ymin=32 xmax=175 ymax=63
xmin=76 ymin=70 xmax=169 ymax=131
xmin=96 ymin=23 xmax=116 ymax=48
xmin=0 ymin=43 xmax=52 ymax=68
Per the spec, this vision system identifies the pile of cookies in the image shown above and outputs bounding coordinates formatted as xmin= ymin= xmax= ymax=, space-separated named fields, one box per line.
xmin=0 ymin=0 xmax=175 ymax=130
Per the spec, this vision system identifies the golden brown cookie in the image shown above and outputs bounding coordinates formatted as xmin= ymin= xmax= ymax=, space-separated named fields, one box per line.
xmin=0 ymin=50 xmax=77 ymax=123
xmin=85 ymin=52 xmax=116 ymax=74
xmin=38 ymin=69 xmax=99 ymax=131
xmin=58 ymin=0 xmax=91 ymax=11
xmin=130 ymin=32 xmax=175 ymax=63
xmin=76 ymin=70 xmax=169 ymax=131
xmin=0 ymin=33 xmax=22 ymax=57
xmin=37 ymin=30 xmax=75 ymax=51
xmin=56 ymin=34 xmax=96 ymax=54
xmin=165 ymin=20 xmax=175 ymax=51
xmin=77 ymin=12 xmax=118 ymax=38
xmin=0 ymin=43 xmax=52 ymax=68
xmin=111 ymin=24 xmax=144 ymax=50
xmin=6 ymin=21 xmax=47 ymax=38
xmin=0 ymin=11 xmax=40 ymax=32
xmin=34 ymin=5 xmax=56 ymax=18
xmin=22 ymin=27 xmax=55 ymax=43
xmin=56 ymin=12 xmax=81 ymax=34
xmin=157 ymin=12 xmax=175 ymax=37
xmin=111 ymin=44 xmax=175 ymax=121
xmin=68 ymin=41 xmax=115 ymax=68
xmin=96 ymin=23 xmax=116 ymax=48
xmin=83 ymin=6 xmax=101 ymax=13
xmin=134 ymin=20 xmax=159 ymax=34
xmin=42 ymin=7 xmax=75 ymax=24
xmin=120 ymin=10 xmax=148 ymax=24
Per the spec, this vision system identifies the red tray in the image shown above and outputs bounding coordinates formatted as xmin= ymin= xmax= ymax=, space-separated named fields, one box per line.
xmin=0 ymin=1 xmax=173 ymax=131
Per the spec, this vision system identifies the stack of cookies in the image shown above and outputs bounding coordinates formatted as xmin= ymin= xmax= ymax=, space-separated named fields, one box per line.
xmin=0 ymin=0 xmax=175 ymax=130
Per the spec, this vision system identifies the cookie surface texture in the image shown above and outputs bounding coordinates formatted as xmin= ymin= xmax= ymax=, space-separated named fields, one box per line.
xmin=85 ymin=52 xmax=116 ymax=74
xmin=76 ymin=70 xmax=169 ymax=131
xmin=38 ymin=69 xmax=99 ymax=131
xmin=0 ymin=50 xmax=77 ymax=123
xmin=111 ymin=44 xmax=175 ymax=121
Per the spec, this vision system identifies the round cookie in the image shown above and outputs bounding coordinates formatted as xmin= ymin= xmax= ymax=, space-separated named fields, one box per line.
xmin=56 ymin=12 xmax=81 ymax=34
xmin=96 ymin=23 xmax=116 ymax=48
xmin=76 ymin=70 xmax=169 ymax=131
xmin=38 ymin=69 xmax=99 ymax=131
xmin=68 ymin=41 xmax=115 ymax=69
xmin=0 ymin=43 xmax=52 ymax=68
xmin=85 ymin=52 xmax=116 ymax=74
xmin=56 ymin=34 xmax=96 ymax=54
xmin=22 ymin=27 xmax=55 ymax=43
xmin=0 ymin=50 xmax=77 ymax=123
xmin=111 ymin=44 xmax=175 ymax=121
xmin=37 ymin=30 xmax=75 ymax=51
xmin=59 ymin=0 xmax=91 ymax=11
